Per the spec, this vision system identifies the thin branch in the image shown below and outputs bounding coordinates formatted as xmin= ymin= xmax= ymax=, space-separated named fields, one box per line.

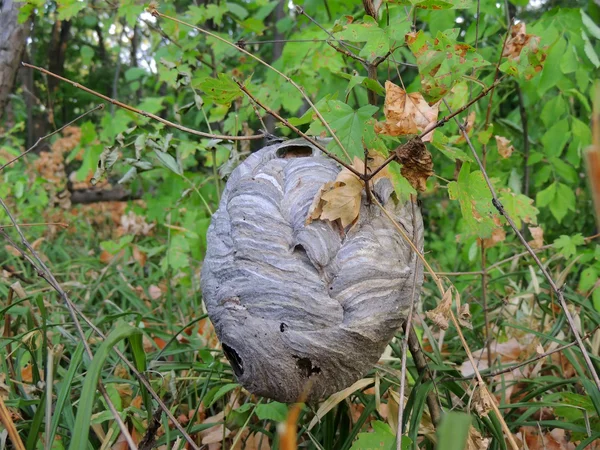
xmin=236 ymin=82 xmax=364 ymax=178
xmin=0 ymin=222 xmax=69 ymax=228
xmin=22 ymin=63 xmax=264 ymax=142
xmin=368 ymin=77 xmax=505 ymax=181
xmin=0 ymin=199 xmax=200 ymax=450
xmin=0 ymin=104 xmax=104 ymax=172
xmin=445 ymin=103 xmax=600 ymax=391
xmin=150 ymin=8 xmax=352 ymax=161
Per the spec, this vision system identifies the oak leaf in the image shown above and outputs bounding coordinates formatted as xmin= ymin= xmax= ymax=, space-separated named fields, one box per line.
xmin=495 ymin=135 xmax=514 ymax=158
xmin=375 ymin=81 xmax=439 ymax=142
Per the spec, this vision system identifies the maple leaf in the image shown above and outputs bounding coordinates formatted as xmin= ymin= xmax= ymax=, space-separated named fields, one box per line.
xmin=495 ymin=135 xmax=514 ymax=158
xmin=375 ymin=81 xmax=439 ymax=142
xmin=307 ymin=158 xmax=365 ymax=228
xmin=394 ymin=138 xmax=434 ymax=192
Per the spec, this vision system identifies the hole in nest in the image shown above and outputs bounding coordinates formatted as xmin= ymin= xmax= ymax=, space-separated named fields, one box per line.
xmin=294 ymin=356 xmax=321 ymax=378
xmin=280 ymin=322 xmax=288 ymax=332
xmin=222 ymin=343 xmax=244 ymax=377
xmin=276 ymin=145 xmax=313 ymax=159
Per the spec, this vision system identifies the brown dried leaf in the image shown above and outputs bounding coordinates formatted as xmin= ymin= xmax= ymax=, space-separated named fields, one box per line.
xmin=528 ymin=226 xmax=544 ymax=249
xmin=425 ymin=289 xmax=452 ymax=330
xmin=481 ymin=227 xmax=506 ymax=249
xmin=471 ymin=382 xmax=493 ymax=417
xmin=458 ymin=303 xmax=473 ymax=330
xmin=466 ymin=425 xmax=490 ymax=450
xmin=307 ymin=158 xmax=365 ymax=228
xmin=503 ymin=23 xmax=541 ymax=61
xmin=495 ymin=135 xmax=514 ymax=158
xmin=394 ymin=138 xmax=433 ymax=192
xmin=375 ymin=81 xmax=439 ymax=143
xmin=455 ymin=111 xmax=476 ymax=144
xmin=514 ymin=427 xmax=577 ymax=450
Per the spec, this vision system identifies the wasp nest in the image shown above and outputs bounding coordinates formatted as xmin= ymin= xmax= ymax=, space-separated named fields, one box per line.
xmin=201 ymin=138 xmax=423 ymax=403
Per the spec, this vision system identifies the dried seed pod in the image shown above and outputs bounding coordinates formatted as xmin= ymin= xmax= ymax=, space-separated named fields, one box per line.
xmin=201 ymin=138 xmax=423 ymax=402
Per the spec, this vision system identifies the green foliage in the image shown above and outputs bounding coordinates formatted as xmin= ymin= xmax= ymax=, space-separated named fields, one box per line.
xmin=2 ymin=0 xmax=600 ymax=447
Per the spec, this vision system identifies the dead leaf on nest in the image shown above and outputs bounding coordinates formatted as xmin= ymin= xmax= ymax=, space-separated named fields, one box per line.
xmin=394 ymin=138 xmax=433 ymax=192
xmin=495 ymin=135 xmax=515 ymax=158
xmin=375 ymin=81 xmax=439 ymax=142
xmin=503 ymin=23 xmax=540 ymax=61
xmin=528 ymin=226 xmax=544 ymax=249
xmin=307 ymin=157 xmax=365 ymax=228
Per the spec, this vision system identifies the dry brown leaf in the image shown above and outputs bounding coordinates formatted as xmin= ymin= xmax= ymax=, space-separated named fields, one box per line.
xmin=4 ymin=245 xmax=21 ymax=258
xmin=458 ymin=303 xmax=473 ymax=330
xmin=148 ymin=285 xmax=163 ymax=300
xmin=394 ymin=138 xmax=433 ymax=192
xmin=425 ymin=288 xmax=452 ymax=330
xmin=132 ymin=245 xmax=147 ymax=267
xmin=495 ymin=135 xmax=515 ymax=158
xmin=375 ymin=81 xmax=439 ymax=142
xmin=481 ymin=227 xmax=506 ymax=248
xmin=471 ymin=382 xmax=493 ymax=417
xmin=200 ymin=411 xmax=231 ymax=445
xmin=514 ymin=427 xmax=577 ymax=450
xmin=503 ymin=23 xmax=541 ymax=61
xmin=306 ymin=158 xmax=365 ymax=228
xmin=528 ymin=226 xmax=544 ymax=249
xmin=466 ymin=425 xmax=490 ymax=450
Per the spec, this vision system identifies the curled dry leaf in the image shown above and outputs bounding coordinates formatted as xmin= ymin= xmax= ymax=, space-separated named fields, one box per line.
xmin=375 ymin=81 xmax=439 ymax=143
xmin=455 ymin=111 xmax=476 ymax=144
xmin=458 ymin=303 xmax=473 ymax=330
xmin=394 ymin=138 xmax=433 ymax=192
xmin=495 ymin=135 xmax=514 ymax=158
xmin=425 ymin=288 xmax=452 ymax=330
xmin=471 ymin=382 xmax=493 ymax=417
xmin=503 ymin=23 xmax=540 ymax=61
xmin=528 ymin=226 xmax=544 ymax=249
xmin=466 ymin=425 xmax=491 ymax=450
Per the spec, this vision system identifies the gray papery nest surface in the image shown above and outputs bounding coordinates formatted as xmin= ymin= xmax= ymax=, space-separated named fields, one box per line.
xmin=201 ymin=138 xmax=424 ymax=403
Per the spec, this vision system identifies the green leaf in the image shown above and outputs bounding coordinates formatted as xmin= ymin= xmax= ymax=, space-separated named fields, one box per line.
xmin=80 ymin=45 xmax=94 ymax=66
xmin=351 ymin=420 xmax=409 ymax=450
xmin=578 ymin=267 xmax=598 ymax=292
xmin=57 ymin=0 xmax=86 ymax=20
xmin=335 ymin=16 xmax=389 ymax=62
xmin=499 ymin=191 xmax=539 ymax=229
xmin=541 ymin=119 xmax=570 ymax=158
xmin=554 ymin=233 xmax=585 ymax=259
xmin=448 ymin=162 xmax=496 ymax=238
xmin=255 ymin=402 xmax=288 ymax=422
xmin=500 ymin=35 xmax=548 ymax=81
xmin=197 ymin=74 xmax=241 ymax=105
xmin=68 ymin=324 xmax=141 ymax=450
xmin=431 ymin=132 xmax=473 ymax=162
xmin=437 ymin=412 xmax=472 ymax=450
xmin=91 ymin=146 xmax=120 ymax=185
xmin=582 ymin=11 xmax=600 ymax=40
xmin=560 ymin=44 xmax=578 ymax=74
xmin=537 ymin=37 xmax=566 ymax=95
xmin=306 ymin=100 xmax=378 ymax=160
xmin=536 ymin=182 xmax=557 ymax=208
xmin=388 ymin=162 xmax=417 ymax=203
xmin=206 ymin=383 xmax=239 ymax=407
xmin=582 ymin=31 xmax=600 ymax=68
xmin=549 ymin=182 xmax=576 ymax=223
xmin=154 ymin=149 xmax=183 ymax=176
xmin=226 ymin=2 xmax=248 ymax=19
xmin=407 ymin=29 xmax=489 ymax=103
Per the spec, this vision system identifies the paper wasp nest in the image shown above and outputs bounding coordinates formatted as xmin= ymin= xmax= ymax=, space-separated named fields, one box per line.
xmin=201 ymin=138 xmax=423 ymax=403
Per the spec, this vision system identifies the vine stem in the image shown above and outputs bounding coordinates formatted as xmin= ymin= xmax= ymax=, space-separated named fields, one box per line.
xmin=372 ymin=197 xmax=519 ymax=450
xmin=445 ymin=103 xmax=600 ymax=392
xmin=21 ymin=63 xmax=264 ymax=142
xmin=150 ymin=8 xmax=353 ymax=162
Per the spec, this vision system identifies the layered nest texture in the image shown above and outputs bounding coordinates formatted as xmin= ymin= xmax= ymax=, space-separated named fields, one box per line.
xmin=201 ymin=138 xmax=424 ymax=403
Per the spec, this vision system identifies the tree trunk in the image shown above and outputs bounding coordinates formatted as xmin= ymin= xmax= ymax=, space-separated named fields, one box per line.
xmin=0 ymin=0 xmax=31 ymax=119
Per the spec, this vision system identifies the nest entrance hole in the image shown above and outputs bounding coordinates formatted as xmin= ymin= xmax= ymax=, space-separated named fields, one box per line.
xmin=276 ymin=145 xmax=313 ymax=159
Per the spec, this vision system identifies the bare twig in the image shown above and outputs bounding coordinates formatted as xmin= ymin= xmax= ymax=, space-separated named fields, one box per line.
xmin=445 ymin=103 xmax=600 ymax=391
xmin=0 ymin=104 xmax=104 ymax=172
xmin=236 ymin=82 xmax=363 ymax=178
xmin=22 ymin=63 xmax=264 ymax=142
xmin=0 ymin=222 xmax=69 ymax=228
xmin=150 ymin=8 xmax=352 ymax=161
